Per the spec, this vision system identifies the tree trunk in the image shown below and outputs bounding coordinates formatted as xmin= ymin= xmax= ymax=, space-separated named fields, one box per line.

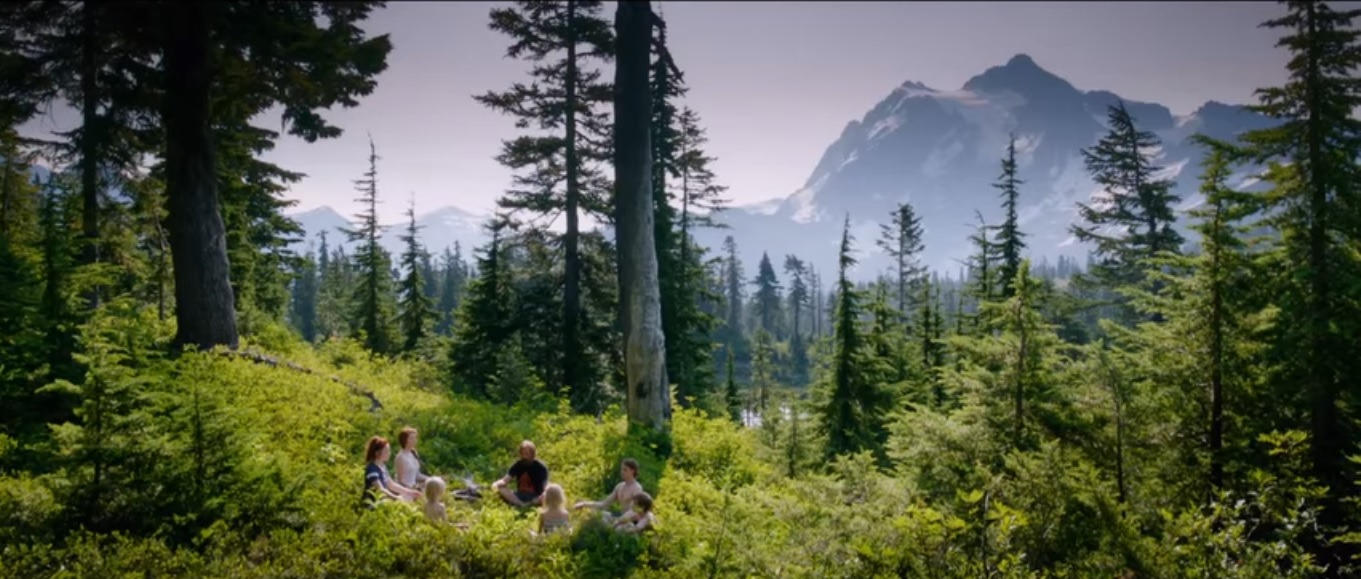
xmin=563 ymin=0 xmax=585 ymax=409
xmin=1208 ymin=207 xmax=1224 ymax=492
xmin=163 ymin=2 xmax=238 ymax=351
xmin=80 ymin=1 xmax=100 ymax=308
xmin=614 ymin=0 xmax=668 ymax=432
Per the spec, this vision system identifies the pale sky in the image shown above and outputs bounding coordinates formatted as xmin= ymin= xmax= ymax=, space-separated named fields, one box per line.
xmin=22 ymin=1 xmax=1300 ymax=225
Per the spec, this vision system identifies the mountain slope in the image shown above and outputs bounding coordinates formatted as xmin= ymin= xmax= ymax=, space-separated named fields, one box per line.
xmin=289 ymin=205 xmax=489 ymax=260
xmin=697 ymin=53 xmax=1274 ymax=281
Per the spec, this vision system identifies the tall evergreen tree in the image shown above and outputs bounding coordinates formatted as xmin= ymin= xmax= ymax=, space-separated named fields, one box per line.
xmin=478 ymin=0 xmax=615 ymax=408
xmin=1238 ymin=2 xmax=1361 ymax=559
xmin=751 ymin=329 xmax=775 ymax=415
xmin=784 ymin=255 xmax=811 ymax=385
xmin=994 ymin=134 xmax=1027 ymax=299
xmin=435 ymin=243 xmax=467 ymax=336
xmin=817 ymin=215 xmax=894 ymax=463
xmin=721 ymin=235 xmax=744 ymax=336
xmin=449 ymin=222 xmax=516 ymax=400
xmin=159 ymin=2 xmax=391 ymax=351
xmin=290 ymin=248 xmax=318 ymax=342
xmin=1070 ymin=102 xmax=1183 ymax=325
xmin=725 ymin=346 xmax=741 ymax=424
xmin=342 ymin=138 xmax=395 ymax=355
xmin=751 ymin=252 xmax=782 ymax=337
xmin=397 ymin=197 xmax=434 ymax=352
xmin=964 ymin=211 xmax=998 ymax=330
xmin=877 ymin=201 xmax=926 ymax=317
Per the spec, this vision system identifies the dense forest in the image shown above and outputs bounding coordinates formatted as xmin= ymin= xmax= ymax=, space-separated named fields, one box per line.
xmin=1 ymin=1 xmax=1359 ymax=577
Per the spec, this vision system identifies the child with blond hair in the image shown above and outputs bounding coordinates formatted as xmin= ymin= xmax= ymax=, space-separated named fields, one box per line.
xmin=537 ymin=484 xmax=571 ymax=535
xmin=423 ymin=477 xmax=448 ymax=523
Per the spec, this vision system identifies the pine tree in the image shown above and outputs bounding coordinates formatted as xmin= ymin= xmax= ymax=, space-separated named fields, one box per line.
xmin=397 ymin=197 xmax=434 ymax=352
xmin=964 ymin=211 xmax=998 ymax=330
xmin=1122 ymin=137 xmax=1266 ymax=499
xmin=721 ymin=235 xmax=744 ymax=336
xmin=994 ymin=134 xmax=1027 ymax=299
xmin=817 ymin=215 xmax=895 ymax=463
xmin=342 ymin=137 xmax=396 ymax=355
xmin=877 ymin=202 xmax=926 ymax=317
xmin=751 ymin=252 xmax=782 ymax=337
xmin=725 ymin=346 xmax=741 ymax=424
xmin=478 ymin=0 xmax=614 ymax=408
xmin=435 ymin=243 xmax=467 ymax=336
xmin=783 ymin=255 xmax=811 ymax=385
xmin=751 ymin=329 xmax=775 ymax=415
xmin=290 ymin=248 xmax=318 ymax=342
xmin=916 ymin=279 xmax=946 ymax=407
xmin=1070 ymin=101 xmax=1183 ymax=325
xmin=1238 ymin=1 xmax=1361 ymax=552
xmin=159 ymin=2 xmax=392 ymax=351
xmin=450 ymin=221 xmax=516 ymax=400
xmin=38 ymin=177 xmax=78 ymax=383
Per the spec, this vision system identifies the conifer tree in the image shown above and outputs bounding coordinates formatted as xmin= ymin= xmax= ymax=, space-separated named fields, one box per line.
xmin=435 ymin=244 xmax=467 ymax=336
xmin=994 ymin=134 xmax=1027 ymax=299
xmin=397 ymin=197 xmax=434 ymax=352
xmin=343 ymin=138 xmax=395 ymax=355
xmin=450 ymin=222 xmax=515 ymax=399
xmin=313 ymin=231 xmax=347 ymax=341
xmin=290 ymin=248 xmax=318 ymax=342
xmin=725 ymin=346 xmax=741 ymax=424
xmin=817 ymin=215 xmax=895 ymax=463
xmin=916 ymin=279 xmax=946 ymax=407
xmin=159 ymin=2 xmax=391 ymax=351
xmin=1070 ymin=101 xmax=1183 ymax=325
xmin=751 ymin=252 xmax=782 ymax=337
xmin=1238 ymin=1 xmax=1361 ymax=549
xmin=964 ymin=211 xmax=998 ymax=330
xmin=877 ymin=201 xmax=926 ymax=317
xmin=38 ymin=177 xmax=78 ymax=382
xmin=1120 ymin=137 xmax=1266 ymax=499
xmin=751 ymin=329 xmax=775 ymax=415
xmin=784 ymin=255 xmax=811 ymax=385
xmin=721 ymin=235 xmax=744 ymax=336
xmin=979 ymin=261 xmax=1057 ymax=451
xmin=478 ymin=0 xmax=614 ymax=406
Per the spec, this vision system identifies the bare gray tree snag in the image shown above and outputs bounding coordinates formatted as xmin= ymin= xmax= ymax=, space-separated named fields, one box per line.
xmin=614 ymin=0 xmax=669 ymax=431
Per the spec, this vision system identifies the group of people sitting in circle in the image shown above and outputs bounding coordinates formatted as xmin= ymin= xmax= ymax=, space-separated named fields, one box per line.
xmin=362 ymin=427 xmax=656 ymax=535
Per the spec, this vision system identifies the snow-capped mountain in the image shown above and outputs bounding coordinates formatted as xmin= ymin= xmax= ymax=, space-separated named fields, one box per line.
xmin=289 ymin=205 xmax=490 ymax=260
xmin=290 ymin=54 xmax=1274 ymax=283
xmin=695 ymin=53 xmax=1275 ymax=281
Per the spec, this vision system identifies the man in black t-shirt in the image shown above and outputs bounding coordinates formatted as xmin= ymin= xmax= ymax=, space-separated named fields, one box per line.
xmin=492 ymin=440 xmax=550 ymax=507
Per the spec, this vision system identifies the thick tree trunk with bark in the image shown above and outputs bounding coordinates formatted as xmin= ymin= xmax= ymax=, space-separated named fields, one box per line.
xmin=79 ymin=1 xmax=100 ymax=308
xmin=563 ymin=0 xmax=584 ymax=408
xmin=614 ymin=0 xmax=668 ymax=432
xmin=163 ymin=2 xmax=238 ymax=351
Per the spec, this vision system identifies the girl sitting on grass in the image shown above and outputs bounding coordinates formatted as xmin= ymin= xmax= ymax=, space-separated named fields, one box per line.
xmin=610 ymin=492 xmax=655 ymax=534
xmin=424 ymin=477 xmax=447 ymax=523
xmin=362 ymin=436 xmax=421 ymax=507
xmin=538 ymin=484 xmax=571 ymax=535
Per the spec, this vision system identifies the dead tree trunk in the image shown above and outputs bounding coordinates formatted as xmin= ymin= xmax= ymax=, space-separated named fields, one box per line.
xmin=163 ymin=2 xmax=238 ymax=351
xmin=614 ymin=0 xmax=669 ymax=432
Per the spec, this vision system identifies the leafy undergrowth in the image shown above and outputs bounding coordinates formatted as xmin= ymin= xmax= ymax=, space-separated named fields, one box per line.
xmin=0 ymin=306 xmax=1320 ymax=578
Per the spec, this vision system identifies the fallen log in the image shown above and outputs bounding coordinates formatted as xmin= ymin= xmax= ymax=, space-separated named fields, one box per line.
xmin=218 ymin=348 xmax=384 ymax=412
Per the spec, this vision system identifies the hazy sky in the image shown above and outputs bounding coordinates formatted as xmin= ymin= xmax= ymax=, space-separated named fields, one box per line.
xmin=22 ymin=1 xmax=1298 ymax=225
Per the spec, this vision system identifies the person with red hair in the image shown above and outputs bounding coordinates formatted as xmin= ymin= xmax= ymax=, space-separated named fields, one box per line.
xmin=361 ymin=436 xmax=421 ymax=507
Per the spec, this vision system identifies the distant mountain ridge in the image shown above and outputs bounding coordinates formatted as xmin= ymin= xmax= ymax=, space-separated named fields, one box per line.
xmin=292 ymin=54 xmax=1275 ymax=282
xmin=698 ymin=53 xmax=1274 ymax=280
xmin=288 ymin=205 xmax=488 ymax=260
